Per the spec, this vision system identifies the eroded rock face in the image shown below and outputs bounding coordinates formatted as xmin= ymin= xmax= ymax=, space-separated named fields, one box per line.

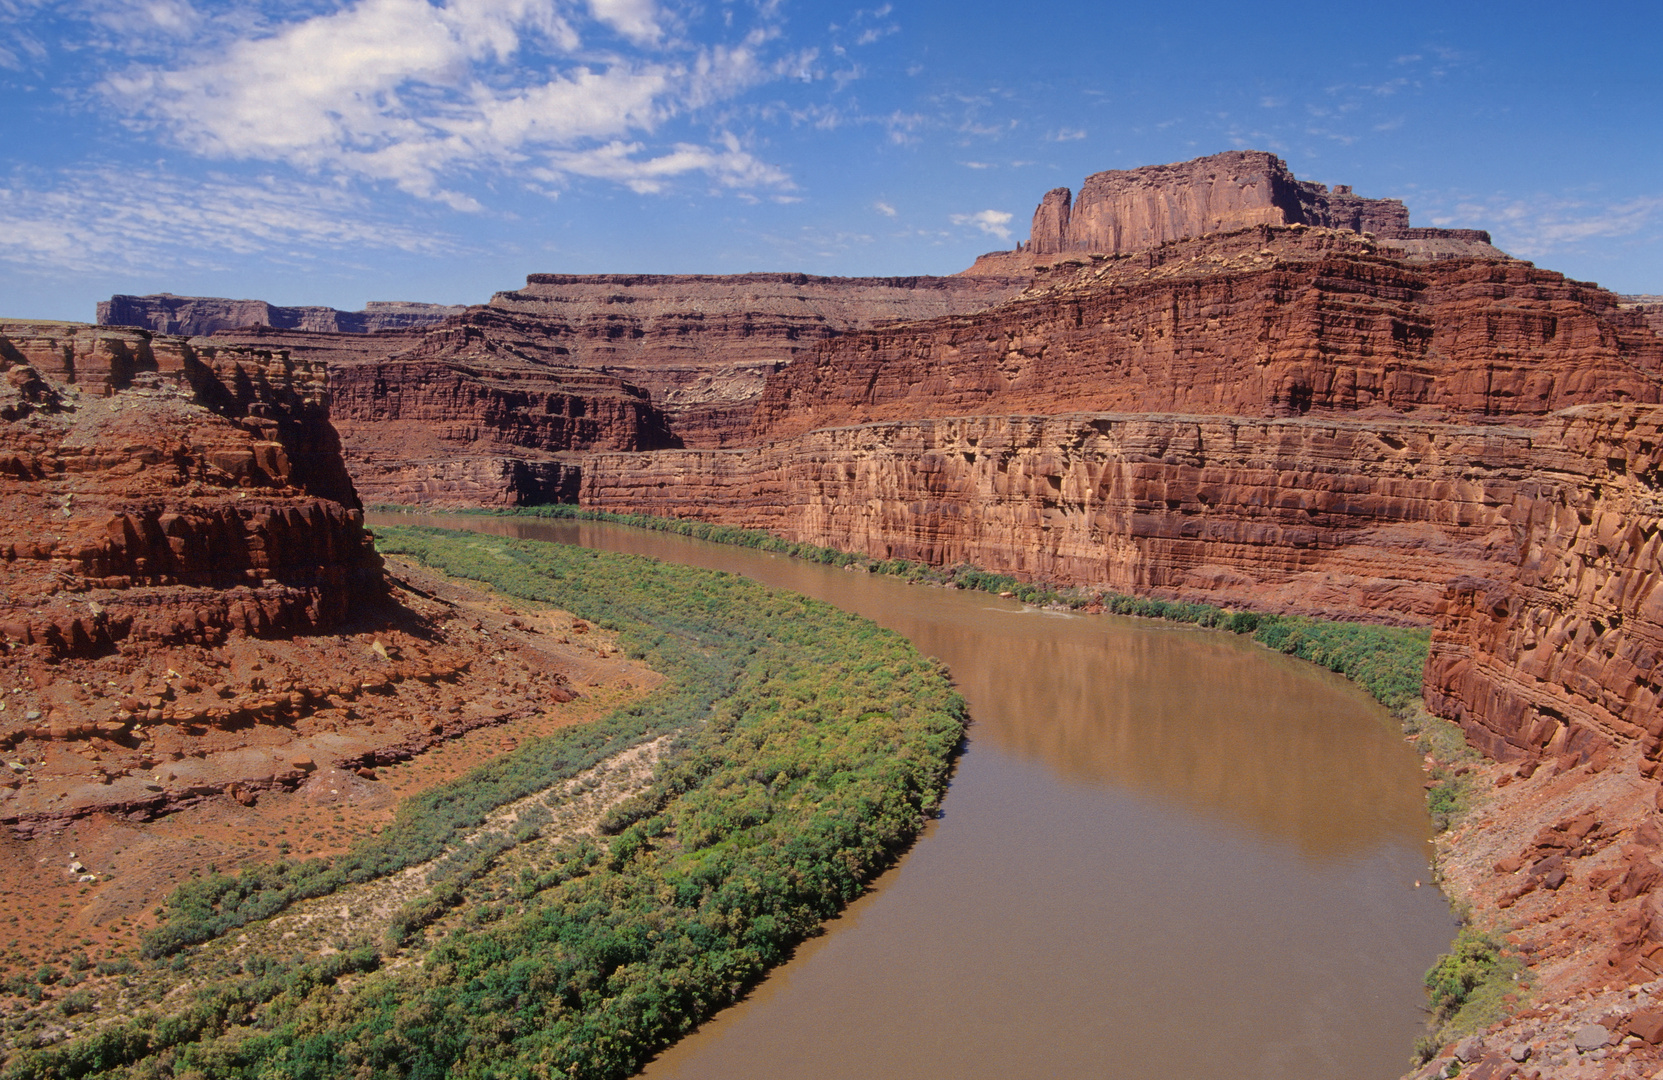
xmin=0 ymin=321 xmax=382 ymax=657
xmin=583 ymin=411 xmax=1540 ymax=622
xmin=166 ymin=272 xmax=1030 ymax=504
xmin=753 ymin=227 xmax=1662 ymax=440
xmin=1624 ymin=295 xmax=1663 ymax=339
xmin=98 ymin=295 xmax=466 ymax=336
xmin=1426 ymin=403 xmax=1663 ymax=767
xmin=480 ymin=272 xmax=1029 ymax=445
xmin=1023 ymin=150 xmax=1499 ymax=260
xmin=327 ymin=355 xmax=675 ymax=506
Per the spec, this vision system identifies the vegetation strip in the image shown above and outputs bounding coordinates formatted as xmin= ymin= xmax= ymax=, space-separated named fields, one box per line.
xmin=373 ymin=503 xmax=1433 ymax=712
xmin=11 ymin=528 xmax=966 ymax=1080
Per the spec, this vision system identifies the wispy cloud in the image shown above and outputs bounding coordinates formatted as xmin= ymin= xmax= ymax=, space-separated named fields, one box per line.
xmin=0 ymin=165 xmax=458 ymax=275
xmin=950 ymin=209 xmax=1012 ymax=240
xmin=533 ymin=133 xmax=789 ymax=195
xmin=1047 ymin=127 xmax=1087 ymax=141
xmin=1436 ymin=193 xmax=1663 ymax=259
xmin=94 ymin=0 xmax=794 ymax=205
xmin=873 ymin=200 xmax=897 ymax=217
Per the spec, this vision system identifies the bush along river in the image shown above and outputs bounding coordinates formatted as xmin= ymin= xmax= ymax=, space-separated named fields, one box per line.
xmin=371 ymin=512 xmax=1459 ymax=1080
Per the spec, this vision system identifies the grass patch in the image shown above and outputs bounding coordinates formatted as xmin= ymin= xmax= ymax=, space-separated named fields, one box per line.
xmin=1402 ymin=704 xmax=1484 ymax=833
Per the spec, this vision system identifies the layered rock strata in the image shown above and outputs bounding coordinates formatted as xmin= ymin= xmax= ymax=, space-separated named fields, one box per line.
xmin=99 ymin=295 xmax=466 ymax=336
xmin=1426 ymin=403 xmax=1663 ymax=769
xmin=0 ymin=321 xmax=382 ymax=657
xmin=583 ymin=411 xmax=1537 ymax=623
xmin=1023 ymin=150 xmax=1501 ymax=260
xmin=479 ymin=272 xmax=1029 ymax=445
xmin=753 ymin=227 xmax=1662 ymax=439
xmin=137 ymin=321 xmax=679 ymax=507
xmin=120 ymin=272 xmax=1031 ymax=505
xmin=1624 ymin=295 xmax=1663 ymax=339
xmin=327 ymin=355 xmax=671 ymax=506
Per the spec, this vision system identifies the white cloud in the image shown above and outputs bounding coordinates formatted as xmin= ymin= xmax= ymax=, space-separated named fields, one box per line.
xmin=98 ymin=0 xmax=791 ymax=203
xmin=1441 ymin=194 xmax=1663 ymax=258
xmin=950 ymin=209 xmax=1013 ymax=240
xmin=873 ymin=200 xmax=896 ymax=217
xmin=587 ymin=0 xmax=660 ymax=44
xmin=535 ymin=133 xmax=789 ymax=194
xmin=0 ymin=166 xmax=456 ymax=275
xmin=1046 ymin=127 xmax=1087 ymax=141
xmin=0 ymin=0 xmax=49 ymax=69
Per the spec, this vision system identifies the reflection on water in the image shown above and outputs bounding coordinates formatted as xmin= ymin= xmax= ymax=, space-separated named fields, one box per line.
xmin=369 ymin=512 xmax=1456 ymax=1080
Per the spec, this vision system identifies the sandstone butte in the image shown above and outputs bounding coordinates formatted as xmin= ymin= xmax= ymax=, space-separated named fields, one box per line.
xmin=35 ymin=147 xmax=1659 ymax=1073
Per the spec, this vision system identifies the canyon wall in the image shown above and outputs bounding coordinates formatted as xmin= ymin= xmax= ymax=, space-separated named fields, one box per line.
xmin=99 ymin=294 xmax=466 ymax=336
xmin=1426 ymin=403 xmax=1663 ymax=768
xmin=0 ymin=321 xmax=383 ymax=657
xmin=477 ymin=272 xmax=1029 ymax=445
xmin=582 ymin=411 xmax=1536 ymax=623
xmin=753 ymin=226 xmax=1662 ymax=439
xmin=94 ymin=272 xmax=1032 ymax=506
xmin=1625 ymin=294 xmax=1663 ymax=339
xmin=327 ymin=355 xmax=674 ymax=507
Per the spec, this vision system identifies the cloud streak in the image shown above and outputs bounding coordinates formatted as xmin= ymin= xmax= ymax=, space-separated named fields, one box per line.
xmin=0 ymin=165 xmax=459 ymax=275
xmin=1435 ymin=194 xmax=1663 ymax=260
xmin=98 ymin=0 xmax=793 ymax=205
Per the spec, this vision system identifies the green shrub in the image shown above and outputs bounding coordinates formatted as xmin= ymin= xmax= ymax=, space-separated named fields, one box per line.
xmin=1416 ymin=928 xmax=1522 ymax=1063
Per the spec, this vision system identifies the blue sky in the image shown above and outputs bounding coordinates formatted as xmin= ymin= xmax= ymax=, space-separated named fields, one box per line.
xmin=2 ymin=0 xmax=1659 ymax=320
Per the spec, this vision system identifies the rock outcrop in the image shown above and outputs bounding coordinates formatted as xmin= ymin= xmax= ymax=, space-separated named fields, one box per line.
xmin=1023 ymin=151 xmax=1503 ymax=261
xmin=1426 ymin=403 xmax=1663 ymax=768
xmin=753 ymin=226 xmax=1662 ymax=440
xmin=327 ymin=354 xmax=674 ymax=507
xmin=132 ymin=320 xmax=680 ymax=508
xmin=1625 ymin=295 xmax=1663 ymax=339
xmin=584 ymin=411 xmax=1539 ymax=622
xmin=111 ymin=273 xmax=1031 ymax=505
xmin=477 ymin=272 xmax=1029 ymax=446
xmin=0 ymin=321 xmax=383 ymax=657
xmin=98 ymin=295 xmax=466 ymax=336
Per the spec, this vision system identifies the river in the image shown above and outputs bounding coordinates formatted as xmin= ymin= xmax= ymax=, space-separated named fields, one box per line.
xmin=368 ymin=512 xmax=1456 ymax=1079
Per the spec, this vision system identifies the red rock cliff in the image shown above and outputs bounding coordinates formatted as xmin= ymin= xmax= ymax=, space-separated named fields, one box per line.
xmin=753 ymin=227 xmax=1662 ymax=439
xmin=0 ymin=321 xmax=383 ymax=657
xmin=99 ymin=294 xmax=466 ymax=335
xmin=1426 ymin=403 xmax=1663 ymax=767
xmin=1026 ymin=150 xmax=1411 ymax=255
xmin=480 ymin=272 xmax=1029 ymax=446
xmin=582 ymin=411 xmax=1540 ymax=622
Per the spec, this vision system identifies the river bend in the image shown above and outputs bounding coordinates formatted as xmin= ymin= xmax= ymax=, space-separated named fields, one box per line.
xmin=368 ymin=513 xmax=1456 ymax=1080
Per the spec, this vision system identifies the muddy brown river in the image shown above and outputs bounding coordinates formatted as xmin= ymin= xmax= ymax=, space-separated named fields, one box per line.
xmin=370 ymin=513 xmax=1456 ymax=1079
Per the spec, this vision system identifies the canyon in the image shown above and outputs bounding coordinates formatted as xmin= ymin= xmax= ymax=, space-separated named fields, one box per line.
xmin=49 ymin=149 xmax=1663 ymax=1073
xmin=0 ymin=318 xmax=653 ymax=999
